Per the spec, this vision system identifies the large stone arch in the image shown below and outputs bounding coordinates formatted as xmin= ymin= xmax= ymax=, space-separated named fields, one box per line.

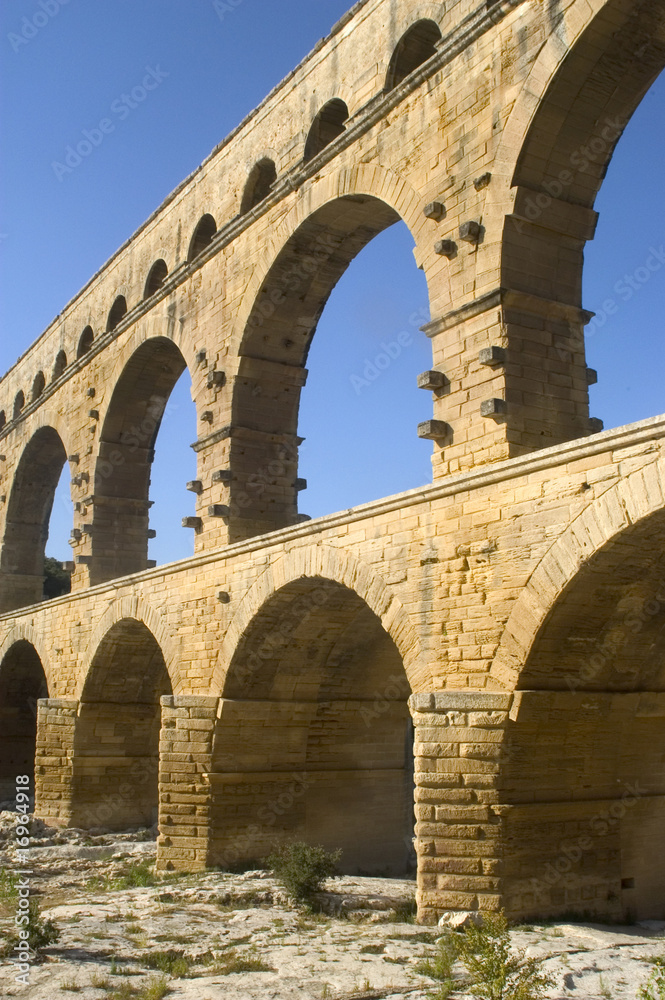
xmin=217 ymin=544 xmax=430 ymax=694
xmin=70 ymin=611 xmax=174 ymax=830
xmin=233 ymin=163 xmax=425 ymax=349
xmin=490 ymin=453 xmax=665 ymax=690
xmin=0 ymin=633 xmax=49 ymax=804
xmin=492 ymin=0 xmax=665 ymax=306
xmin=89 ymin=334 xmax=196 ymax=584
xmin=489 ymin=458 xmax=665 ymax=922
xmin=0 ymin=424 xmax=75 ymax=613
xmin=208 ymin=546 xmax=424 ymax=875
xmin=0 ymin=623 xmax=54 ymax=696
xmin=77 ymin=594 xmax=182 ymax=699
xmin=226 ymin=165 xmax=429 ymax=540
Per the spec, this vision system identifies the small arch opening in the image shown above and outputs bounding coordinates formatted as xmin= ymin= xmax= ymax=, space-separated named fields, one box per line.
xmin=13 ymin=391 xmax=24 ymax=420
xmin=52 ymin=350 xmax=67 ymax=381
xmin=0 ymin=412 xmax=6 ymax=432
xmin=0 ymin=642 xmax=48 ymax=807
xmin=188 ymin=214 xmax=217 ymax=262
xmin=31 ymin=372 xmax=45 ymax=403
xmin=0 ymin=426 xmax=71 ymax=612
xmin=241 ymin=159 xmax=278 ymax=214
xmin=72 ymin=619 xmax=172 ymax=830
xmin=144 ymin=259 xmax=168 ymax=299
xmin=77 ymin=326 xmax=94 ymax=358
xmin=304 ymin=99 xmax=349 ymax=162
xmin=385 ymin=20 xmax=442 ymax=91
xmin=92 ymin=337 xmax=196 ymax=583
xmin=107 ymin=296 xmax=128 ymax=333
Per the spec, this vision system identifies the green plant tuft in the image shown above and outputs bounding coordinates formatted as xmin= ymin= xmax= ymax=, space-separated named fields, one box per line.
xmin=143 ymin=949 xmax=191 ymax=977
xmin=265 ymin=841 xmax=341 ymax=905
xmin=639 ymin=957 xmax=665 ymax=1000
xmin=416 ymin=928 xmax=458 ymax=998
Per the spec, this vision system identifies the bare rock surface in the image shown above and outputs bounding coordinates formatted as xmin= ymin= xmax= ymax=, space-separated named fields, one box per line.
xmin=0 ymin=816 xmax=663 ymax=999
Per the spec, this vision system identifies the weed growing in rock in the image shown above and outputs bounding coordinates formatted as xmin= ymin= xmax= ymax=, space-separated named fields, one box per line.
xmin=212 ymin=946 xmax=275 ymax=974
xmin=0 ymin=867 xmax=19 ymax=911
xmin=385 ymin=899 xmax=418 ymax=923
xmin=415 ymin=929 xmax=458 ymax=998
xmin=456 ymin=912 xmax=554 ymax=1000
xmin=639 ymin=957 xmax=665 ymax=1000
xmin=89 ymin=861 xmax=158 ymax=893
xmin=143 ymin=949 xmax=191 ymax=976
xmin=103 ymin=975 xmax=171 ymax=999
xmin=90 ymin=970 xmax=112 ymax=989
xmin=59 ymin=976 xmax=82 ymax=992
xmin=599 ymin=974 xmax=613 ymax=998
xmin=110 ymin=956 xmax=139 ymax=976
xmin=265 ymin=841 xmax=341 ymax=906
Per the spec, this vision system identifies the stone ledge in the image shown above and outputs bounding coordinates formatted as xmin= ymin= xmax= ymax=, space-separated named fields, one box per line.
xmin=410 ymin=692 xmax=514 ymax=713
xmin=160 ymin=695 xmax=220 ymax=709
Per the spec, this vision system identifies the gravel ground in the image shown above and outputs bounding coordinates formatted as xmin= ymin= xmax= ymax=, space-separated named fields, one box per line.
xmin=0 ymin=813 xmax=663 ymax=999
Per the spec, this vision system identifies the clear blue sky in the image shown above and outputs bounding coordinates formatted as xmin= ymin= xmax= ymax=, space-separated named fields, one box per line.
xmin=0 ymin=0 xmax=663 ymax=566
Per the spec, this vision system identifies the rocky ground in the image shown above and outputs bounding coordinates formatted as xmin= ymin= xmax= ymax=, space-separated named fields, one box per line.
xmin=0 ymin=813 xmax=663 ymax=999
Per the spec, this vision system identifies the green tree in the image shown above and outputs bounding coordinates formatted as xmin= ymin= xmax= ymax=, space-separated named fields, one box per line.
xmin=43 ymin=556 xmax=71 ymax=599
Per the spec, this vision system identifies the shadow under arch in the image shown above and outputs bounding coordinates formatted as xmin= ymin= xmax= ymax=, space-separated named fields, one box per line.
xmin=0 ymin=639 xmax=48 ymax=804
xmin=241 ymin=158 xmax=277 ymax=214
xmin=229 ymin=187 xmax=429 ymax=541
xmin=385 ymin=18 xmax=442 ymax=91
xmin=490 ymin=457 xmax=665 ymax=691
xmin=78 ymin=594 xmax=182 ymax=699
xmin=70 ymin=617 xmax=173 ymax=830
xmin=0 ymin=426 xmax=71 ymax=612
xmin=216 ymin=545 xmax=430 ymax=694
xmin=91 ymin=337 xmax=189 ymax=584
xmin=211 ymin=572 xmax=416 ymax=874
xmin=489 ymin=463 xmax=665 ymax=922
xmin=303 ymin=99 xmax=349 ymax=162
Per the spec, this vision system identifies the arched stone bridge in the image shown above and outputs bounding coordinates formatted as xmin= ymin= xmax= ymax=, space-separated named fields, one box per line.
xmin=1 ymin=0 xmax=664 ymax=923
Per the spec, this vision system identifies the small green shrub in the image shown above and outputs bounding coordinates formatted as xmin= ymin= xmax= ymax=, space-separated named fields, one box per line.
xmin=456 ymin=912 xmax=554 ymax=1000
xmin=4 ymin=899 xmax=60 ymax=955
xmin=639 ymin=958 xmax=665 ymax=1000
xmin=265 ymin=841 xmax=341 ymax=905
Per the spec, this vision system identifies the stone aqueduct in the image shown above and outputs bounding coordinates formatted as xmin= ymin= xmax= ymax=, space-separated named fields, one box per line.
xmin=0 ymin=0 xmax=664 ymax=923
